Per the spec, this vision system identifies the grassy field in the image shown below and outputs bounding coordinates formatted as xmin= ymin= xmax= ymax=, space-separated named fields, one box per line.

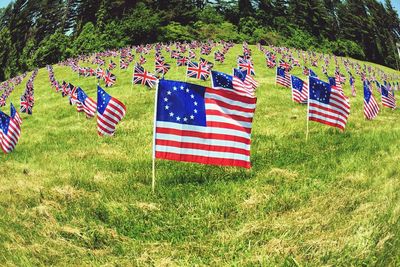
xmin=0 ymin=44 xmax=399 ymax=266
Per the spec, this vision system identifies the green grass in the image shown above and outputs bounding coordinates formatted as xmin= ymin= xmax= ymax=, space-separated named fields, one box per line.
xmin=0 ymin=44 xmax=399 ymax=266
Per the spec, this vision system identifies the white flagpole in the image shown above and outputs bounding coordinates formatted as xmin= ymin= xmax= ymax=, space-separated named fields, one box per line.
xmin=151 ymin=80 xmax=160 ymax=192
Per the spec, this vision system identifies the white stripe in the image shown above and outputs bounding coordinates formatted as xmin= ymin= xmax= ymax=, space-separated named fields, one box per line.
xmin=206 ymin=103 xmax=255 ymax=119
xmin=155 ymin=145 xmax=250 ymax=162
xmin=309 ymin=99 xmax=349 ymax=117
xmin=206 ymin=115 xmax=253 ymax=129
xmin=205 ymin=92 xmax=256 ymax=109
xmin=308 ymin=113 xmax=347 ymax=128
xmin=156 ymin=133 xmax=250 ymax=150
xmin=156 ymin=121 xmax=251 ymax=139
xmin=308 ymin=105 xmax=348 ymax=123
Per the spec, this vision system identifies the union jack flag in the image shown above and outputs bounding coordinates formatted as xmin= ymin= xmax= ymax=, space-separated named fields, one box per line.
xmin=104 ymin=70 xmax=116 ymax=87
xmin=155 ymin=60 xmax=171 ymax=76
xmin=238 ymin=56 xmax=255 ymax=76
xmin=177 ymin=56 xmax=189 ymax=66
xmin=186 ymin=61 xmax=210 ymax=81
xmin=133 ymin=64 xmax=158 ymax=88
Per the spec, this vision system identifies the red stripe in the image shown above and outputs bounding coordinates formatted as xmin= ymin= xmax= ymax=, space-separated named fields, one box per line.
xmin=155 ymin=151 xmax=251 ymax=168
xmin=156 ymin=139 xmax=250 ymax=156
xmin=156 ymin=127 xmax=251 ymax=144
xmin=206 ymin=121 xmax=251 ymax=134
xmin=309 ymin=102 xmax=349 ymax=117
xmin=206 ymin=109 xmax=254 ymax=123
xmin=205 ymin=98 xmax=255 ymax=114
xmin=206 ymin=88 xmax=257 ymax=104
xmin=309 ymin=109 xmax=347 ymax=126
xmin=309 ymin=117 xmax=345 ymax=131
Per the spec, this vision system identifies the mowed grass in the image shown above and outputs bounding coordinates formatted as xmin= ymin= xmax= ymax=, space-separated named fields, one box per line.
xmin=0 ymin=44 xmax=399 ymax=266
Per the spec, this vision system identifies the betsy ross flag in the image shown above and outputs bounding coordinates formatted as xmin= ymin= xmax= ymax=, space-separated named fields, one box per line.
xmin=290 ymin=75 xmax=308 ymax=104
xmin=97 ymin=86 xmax=126 ymax=136
xmin=211 ymin=70 xmax=254 ymax=98
xmin=276 ymin=67 xmax=291 ymax=88
xmin=76 ymin=88 xmax=97 ymax=118
xmin=308 ymin=76 xmax=350 ymax=131
xmin=363 ymin=80 xmax=379 ymax=120
xmin=154 ymin=80 xmax=256 ymax=168
xmin=380 ymin=84 xmax=396 ymax=109
xmin=0 ymin=108 xmax=21 ymax=154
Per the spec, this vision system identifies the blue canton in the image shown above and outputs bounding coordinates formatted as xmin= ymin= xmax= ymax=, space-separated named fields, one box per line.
xmin=291 ymin=75 xmax=303 ymax=92
xmin=309 ymin=76 xmax=331 ymax=104
xmin=97 ymin=86 xmax=111 ymax=115
xmin=212 ymin=71 xmax=233 ymax=89
xmin=157 ymin=80 xmax=206 ymax=126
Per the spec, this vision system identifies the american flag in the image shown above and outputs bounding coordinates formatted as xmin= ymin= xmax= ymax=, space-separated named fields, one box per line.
xmin=308 ymin=76 xmax=350 ymax=131
xmin=363 ymin=80 xmax=379 ymax=120
xmin=237 ymin=68 xmax=259 ymax=89
xmin=76 ymin=88 xmax=97 ymax=118
xmin=211 ymin=70 xmax=254 ymax=98
xmin=11 ymin=103 xmax=22 ymax=125
xmin=349 ymin=75 xmax=356 ymax=96
xmin=276 ymin=67 xmax=291 ymax=88
xmin=0 ymin=108 xmax=21 ymax=154
xmin=133 ymin=64 xmax=158 ymax=88
xmin=154 ymin=80 xmax=256 ymax=168
xmin=97 ymin=86 xmax=126 ymax=136
xmin=186 ymin=61 xmax=210 ymax=81
xmin=290 ymin=75 xmax=308 ymax=104
xmin=380 ymin=84 xmax=396 ymax=109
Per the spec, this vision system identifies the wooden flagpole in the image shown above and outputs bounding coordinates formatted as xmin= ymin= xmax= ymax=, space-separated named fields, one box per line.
xmin=151 ymin=80 xmax=160 ymax=192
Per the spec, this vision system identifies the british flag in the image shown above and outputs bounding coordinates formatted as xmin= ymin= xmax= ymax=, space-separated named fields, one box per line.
xmin=104 ymin=70 xmax=116 ymax=87
xmin=186 ymin=61 xmax=210 ymax=81
xmin=133 ymin=64 xmax=158 ymax=89
xmin=177 ymin=56 xmax=189 ymax=66
xmin=155 ymin=60 xmax=171 ymax=76
xmin=238 ymin=56 xmax=255 ymax=76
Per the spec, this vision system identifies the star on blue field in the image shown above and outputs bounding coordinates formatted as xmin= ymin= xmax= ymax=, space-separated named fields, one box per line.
xmin=157 ymin=80 xmax=207 ymax=126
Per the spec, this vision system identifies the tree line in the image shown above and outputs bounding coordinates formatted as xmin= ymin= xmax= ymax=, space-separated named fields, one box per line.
xmin=0 ymin=0 xmax=399 ymax=81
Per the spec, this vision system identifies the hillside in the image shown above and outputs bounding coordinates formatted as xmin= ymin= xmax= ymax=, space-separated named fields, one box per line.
xmin=0 ymin=44 xmax=400 ymax=266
